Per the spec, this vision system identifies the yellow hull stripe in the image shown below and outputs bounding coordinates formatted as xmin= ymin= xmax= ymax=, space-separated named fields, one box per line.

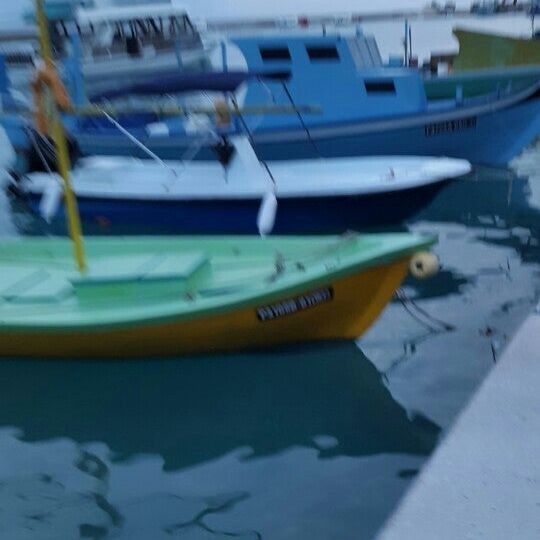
xmin=1 ymin=259 xmax=409 ymax=358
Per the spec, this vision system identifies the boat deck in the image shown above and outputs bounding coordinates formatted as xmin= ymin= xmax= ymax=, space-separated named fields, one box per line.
xmin=0 ymin=234 xmax=432 ymax=329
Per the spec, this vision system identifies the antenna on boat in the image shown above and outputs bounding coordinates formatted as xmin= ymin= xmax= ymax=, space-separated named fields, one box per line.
xmin=34 ymin=0 xmax=86 ymax=272
xmin=404 ymin=19 xmax=408 ymax=66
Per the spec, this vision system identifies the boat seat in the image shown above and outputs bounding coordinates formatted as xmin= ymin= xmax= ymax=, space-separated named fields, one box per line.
xmin=145 ymin=254 xmax=208 ymax=280
xmin=0 ymin=268 xmax=42 ymax=299
xmin=71 ymin=252 xmax=208 ymax=285
xmin=1 ymin=267 xmax=72 ymax=304
xmin=8 ymin=278 xmax=72 ymax=304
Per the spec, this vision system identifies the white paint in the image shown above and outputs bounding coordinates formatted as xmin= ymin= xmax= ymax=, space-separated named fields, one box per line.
xmin=377 ymin=313 xmax=540 ymax=540
xmin=257 ymin=190 xmax=277 ymax=237
xmin=39 ymin=180 xmax=63 ymax=223
xmin=21 ymin=142 xmax=471 ymax=202
xmin=76 ymin=2 xmax=191 ymax=25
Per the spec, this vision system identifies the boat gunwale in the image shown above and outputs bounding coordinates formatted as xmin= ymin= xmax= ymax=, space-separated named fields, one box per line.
xmin=0 ymin=234 xmax=436 ymax=332
xmin=20 ymin=158 xmax=471 ymax=201
xmin=70 ymin=77 xmax=540 ymax=148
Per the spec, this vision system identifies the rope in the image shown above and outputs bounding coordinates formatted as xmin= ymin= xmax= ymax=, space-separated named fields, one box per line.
xmin=281 ymin=82 xmax=320 ymax=158
xmin=102 ymin=111 xmax=177 ymax=178
xmin=395 ymin=288 xmax=455 ymax=332
xmin=27 ymin=128 xmax=53 ymax=174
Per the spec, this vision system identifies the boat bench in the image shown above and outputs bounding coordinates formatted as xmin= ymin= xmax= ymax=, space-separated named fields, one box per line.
xmin=71 ymin=252 xmax=209 ymax=300
xmin=0 ymin=253 xmax=209 ymax=304
xmin=0 ymin=267 xmax=72 ymax=304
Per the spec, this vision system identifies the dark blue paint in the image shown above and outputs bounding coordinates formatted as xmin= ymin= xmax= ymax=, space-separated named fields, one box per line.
xmin=25 ymin=180 xmax=447 ymax=234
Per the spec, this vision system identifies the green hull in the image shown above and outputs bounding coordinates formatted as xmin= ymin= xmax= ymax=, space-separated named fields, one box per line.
xmin=0 ymin=234 xmax=435 ymax=357
xmin=424 ymin=65 xmax=540 ymax=100
xmin=423 ymin=28 xmax=540 ymax=100
xmin=454 ymin=28 xmax=540 ymax=70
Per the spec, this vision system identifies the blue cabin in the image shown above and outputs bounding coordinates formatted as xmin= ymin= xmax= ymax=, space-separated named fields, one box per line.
xmin=234 ymin=34 xmax=428 ymax=131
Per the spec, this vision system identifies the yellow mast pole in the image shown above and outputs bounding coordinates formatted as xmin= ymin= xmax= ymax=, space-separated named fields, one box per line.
xmin=35 ymin=0 xmax=86 ymax=272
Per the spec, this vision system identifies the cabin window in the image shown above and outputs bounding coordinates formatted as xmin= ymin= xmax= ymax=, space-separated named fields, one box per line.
xmin=306 ymin=45 xmax=339 ymax=61
xmin=260 ymin=47 xmax=291 ymax=61
xmin=364 ymin=80 xmax=396 ymax=94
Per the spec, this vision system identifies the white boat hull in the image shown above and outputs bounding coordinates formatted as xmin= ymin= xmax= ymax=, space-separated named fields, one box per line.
xmin=17 ymin=139 xmax=471 ymax=233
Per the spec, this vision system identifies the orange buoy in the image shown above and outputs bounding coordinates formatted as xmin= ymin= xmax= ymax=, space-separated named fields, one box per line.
xmin=31 ymin=64 xmax=72 ymax=134
xmin=214 ymin=100 xmax=231 ymax=128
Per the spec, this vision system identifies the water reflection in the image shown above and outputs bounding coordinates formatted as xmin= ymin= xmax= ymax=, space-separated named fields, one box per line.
xmin=361 ymin=157 xmax=540 ymax=429
xmin=0 ymin=343 xmax=438 ymax=539
xmin=415 ymin=167 xmax=532 ymax=226
xmin=0 ymin=438 xmax=260 ymax=539
xmin=0 ymin=343 xmax=438 ymax=469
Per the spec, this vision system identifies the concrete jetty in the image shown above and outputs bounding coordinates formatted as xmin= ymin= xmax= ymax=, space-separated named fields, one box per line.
xmin=377 ymin=311 xmax=540 ymax=540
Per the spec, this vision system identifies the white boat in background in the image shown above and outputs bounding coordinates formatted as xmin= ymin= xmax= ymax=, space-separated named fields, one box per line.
xmin=16 ymin=137 xmax=472 ymax=233
xmin=74 ymin=2 xmax=212 ymax=95
xmin=6 ymin=0 xmax=212 ymax=96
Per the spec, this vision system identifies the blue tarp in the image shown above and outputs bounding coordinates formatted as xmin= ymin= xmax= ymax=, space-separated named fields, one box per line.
xmin=90 ymin=70 xmax=290 ymax=102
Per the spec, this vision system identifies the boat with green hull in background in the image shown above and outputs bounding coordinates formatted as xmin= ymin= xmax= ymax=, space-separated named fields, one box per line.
xmin=424 ymin=28 xmax=540 ymax=100
xmin=424 ymin=63 xmax=540 ymax=100
xmin=453 ymin=27 xmax=540 ymax=71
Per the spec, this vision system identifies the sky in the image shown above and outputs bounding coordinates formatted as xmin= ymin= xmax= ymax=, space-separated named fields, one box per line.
xmin=164 ymin=0 xmax=473 ymax=18
xmin=2 ymin=0 xmax=532 ymax=63
xmin=2 ymin=1 xmax=477 ymax=26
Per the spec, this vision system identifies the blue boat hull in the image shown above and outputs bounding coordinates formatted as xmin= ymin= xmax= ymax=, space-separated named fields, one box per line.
xmin=72 ymin=91 xmax=540 ymax=167
xmin=6 ymin=84 xmax=540 ymax=171
xmin=24 ymin=180 xmax=449 ymax=234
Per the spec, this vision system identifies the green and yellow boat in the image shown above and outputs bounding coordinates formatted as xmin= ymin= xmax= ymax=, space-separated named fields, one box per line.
xmin=0 ymin=234 xmax=436 ymax=358
xmin=0 ymin=0 xmax=439 ymax=359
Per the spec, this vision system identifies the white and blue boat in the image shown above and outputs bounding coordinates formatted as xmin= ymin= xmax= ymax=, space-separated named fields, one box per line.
xmin=14 ymin=137 xmax=471 ymax=234
xmin=66 ymin=33 xmax=540 ymax=167
xmin=0 ymin=56 xmax=32 ymax=173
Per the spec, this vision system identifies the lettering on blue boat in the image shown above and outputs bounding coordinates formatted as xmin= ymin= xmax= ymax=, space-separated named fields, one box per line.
xmin=424 ymin=117 xmax=477 ymax=137
xmin=256 ymin=287 xmax=334 ymax=322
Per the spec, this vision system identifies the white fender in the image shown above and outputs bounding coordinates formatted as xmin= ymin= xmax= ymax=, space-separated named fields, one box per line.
xmin=257 ymin=190 xmax=278 ymax=237
xmin=39 ymin=180 xmax=63 ymax=223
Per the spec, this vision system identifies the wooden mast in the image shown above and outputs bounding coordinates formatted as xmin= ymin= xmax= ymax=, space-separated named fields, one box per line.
xmin=35 ymin=0 xmax=86 ymax=272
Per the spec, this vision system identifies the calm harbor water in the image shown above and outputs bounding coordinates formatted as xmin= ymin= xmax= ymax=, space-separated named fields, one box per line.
xmin=1 ymin=140 xmax=540 ymax=539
